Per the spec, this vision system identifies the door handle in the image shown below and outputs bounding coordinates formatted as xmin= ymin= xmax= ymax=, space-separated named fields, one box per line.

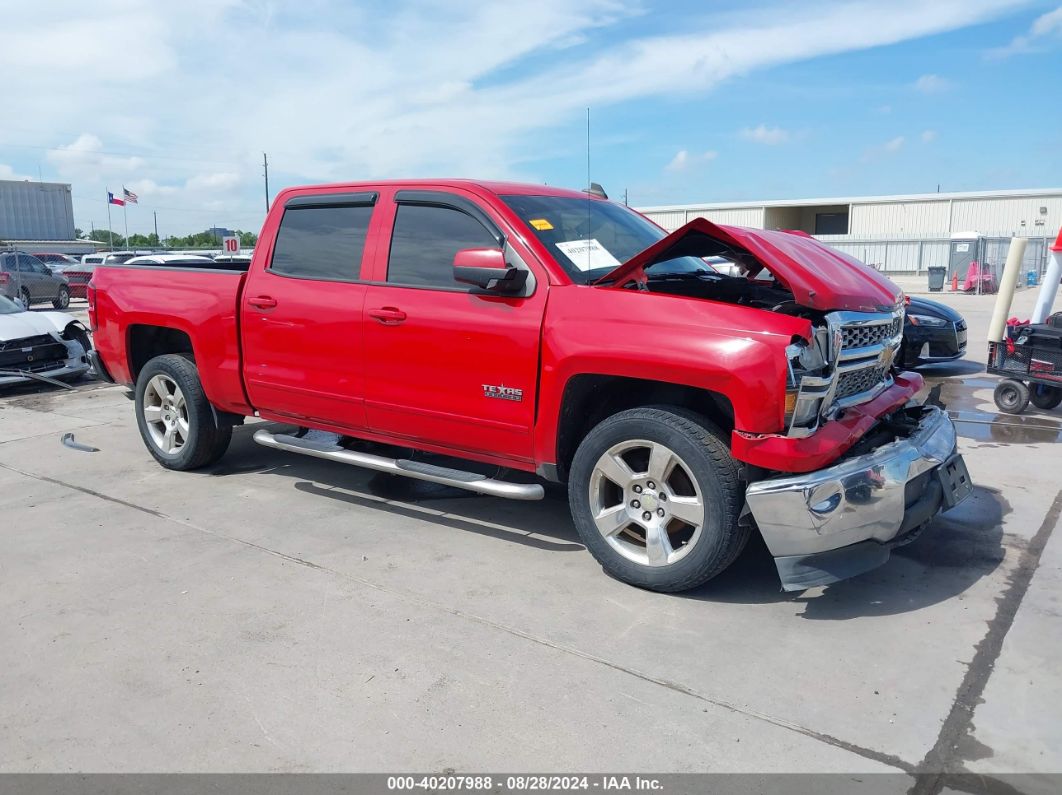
xmin=368 ymin=306 xmax=407 ymax=324
xmin=248 ymin=295 xmax=277 ymax=309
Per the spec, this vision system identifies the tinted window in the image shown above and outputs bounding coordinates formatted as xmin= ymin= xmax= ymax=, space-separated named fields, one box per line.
xmin=270 ymin=204 xmax=373 ymax=280
xmin=20 ymin=255 xmax=49 ymax=274
xmin=387 ymin=204 xmax=499 ymax=288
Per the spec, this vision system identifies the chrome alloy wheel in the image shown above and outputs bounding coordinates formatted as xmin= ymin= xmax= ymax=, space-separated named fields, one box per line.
xmin=142 ymin=374 xmax=189 ymax=455
xmin=588 ymin=439 xmax=705 ymax=567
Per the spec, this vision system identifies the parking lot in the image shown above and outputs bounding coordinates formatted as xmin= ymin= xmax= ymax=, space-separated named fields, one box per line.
xmin=2 ymin=288 xmax=1059 ymax=784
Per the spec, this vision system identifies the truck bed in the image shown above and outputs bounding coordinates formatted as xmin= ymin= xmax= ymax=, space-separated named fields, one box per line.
xmin=90 ymin=264 xmax=252 ymax=414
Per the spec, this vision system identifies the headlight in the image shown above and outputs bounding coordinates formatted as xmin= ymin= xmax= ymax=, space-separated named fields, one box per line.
xmin=784 ymin=339 xmax=831 ymax=431
xmin=908 ymin=314 xmax=947 ymax=327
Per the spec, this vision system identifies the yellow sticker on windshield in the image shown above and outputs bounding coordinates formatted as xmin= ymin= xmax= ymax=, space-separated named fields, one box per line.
xmin=529 ymin=218 xmax=554 ymax=231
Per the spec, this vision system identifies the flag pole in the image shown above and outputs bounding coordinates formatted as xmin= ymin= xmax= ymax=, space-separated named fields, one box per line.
xmin=106 ymin=191 xmax=114 ymax=249
xmin=123 ymin=201 xmax=129 ymax=248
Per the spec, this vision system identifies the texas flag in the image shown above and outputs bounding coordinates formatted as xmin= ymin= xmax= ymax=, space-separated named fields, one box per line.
xmin=108 ymin=191 xmax=125 ymax=207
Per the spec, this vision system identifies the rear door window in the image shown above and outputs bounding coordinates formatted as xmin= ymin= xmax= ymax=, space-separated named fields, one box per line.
xmin=270 ymin=204 xmax=374 ymax=281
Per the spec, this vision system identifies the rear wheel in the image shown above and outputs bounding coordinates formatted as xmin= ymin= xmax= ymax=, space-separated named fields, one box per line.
xmin=993 ymin=379 xmax=1030 ymax=414
xmin=19 ymin=287 xmax=31 ymax=308
xmin=1030 ymin=384 xmax=1062 ymax=410
xmin=53 ymin=285 xmax=70 ymax=309
xmin=135 ymin=354 xmax=231 ymax=470
xmin=568 ymin=406 xmax=747 ymax=592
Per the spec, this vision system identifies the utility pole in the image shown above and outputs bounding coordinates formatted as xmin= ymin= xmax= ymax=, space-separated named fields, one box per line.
xmin=623 ymin=188 xmax=628 ymax=206
xmin=153 ymin=211 xmax=159 ymax=248
xmin=263 ymin=152 xmax=270 ymax=211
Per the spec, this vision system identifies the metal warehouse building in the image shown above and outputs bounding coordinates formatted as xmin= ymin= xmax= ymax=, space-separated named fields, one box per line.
xmin=0 ymin=179 xmax=95 ymax=254
xmin=639 ymin=188 xmax=1062 ymax=276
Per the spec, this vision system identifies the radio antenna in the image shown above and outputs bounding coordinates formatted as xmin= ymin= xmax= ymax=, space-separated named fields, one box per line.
xmin=585 ymin=107 xmax=592 ymax=278
xmin=586 ymin=107 xmax=591 ymax=191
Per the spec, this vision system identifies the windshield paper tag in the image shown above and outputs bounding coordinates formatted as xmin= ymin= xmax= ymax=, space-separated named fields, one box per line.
xmin=555 ymin=238 xmax=621 ymax=272
xmin=529 ymin=218 xmax=554 ymax=231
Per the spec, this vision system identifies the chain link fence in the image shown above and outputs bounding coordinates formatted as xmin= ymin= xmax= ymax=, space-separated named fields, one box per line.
xmin=820 ymin=235 xmax=1052 ymax=279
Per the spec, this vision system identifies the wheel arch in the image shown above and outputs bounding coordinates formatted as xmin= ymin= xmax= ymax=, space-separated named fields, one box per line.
xmin=552 ymin=374 xmax=735 ymax=483
xmin=127 ymin=324 xmax=195 ymax=383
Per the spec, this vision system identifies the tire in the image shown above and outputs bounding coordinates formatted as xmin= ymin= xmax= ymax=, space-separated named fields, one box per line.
xmin=568 ymin=406 xmax=748 ymax=592
xmin=993 ymin=379 xmax=1030 ymax=415
xmin=19 ymin=287 xmax=31 ymax=308
xmin=53 ymin=285 xmax=70 ymax=310
xmin=134 ymin=354 xmax=231 ymax=470
xmin=1030 ymin=384 xmax=1062 ymax=411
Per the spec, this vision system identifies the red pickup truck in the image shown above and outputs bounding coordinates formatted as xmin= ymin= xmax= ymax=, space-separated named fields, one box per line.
xmin=88 ymin=180 xmax=972 ymax=592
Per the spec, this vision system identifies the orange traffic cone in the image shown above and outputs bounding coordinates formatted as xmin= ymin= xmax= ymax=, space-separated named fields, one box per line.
xmin=952 ymin=272 xmax=959 ymax=292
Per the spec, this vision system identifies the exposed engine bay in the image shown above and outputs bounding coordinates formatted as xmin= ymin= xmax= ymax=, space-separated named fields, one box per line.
xmin=618 ymin=229 xmax=828 ymax=323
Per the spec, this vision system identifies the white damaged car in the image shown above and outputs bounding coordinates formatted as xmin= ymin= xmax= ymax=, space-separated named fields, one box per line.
xmin=0 ymin=294 xmax=92 ymax=388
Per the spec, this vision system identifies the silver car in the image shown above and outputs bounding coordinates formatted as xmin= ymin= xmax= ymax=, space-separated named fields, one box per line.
xmin=0 ymin=251 xmax=72 ymax=309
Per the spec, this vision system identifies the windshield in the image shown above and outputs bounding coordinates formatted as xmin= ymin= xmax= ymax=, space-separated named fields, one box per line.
xmin=0 ymin=294 xmax=24 ymax=315
xmin=501 ymin=195 xmax=707 ymax=283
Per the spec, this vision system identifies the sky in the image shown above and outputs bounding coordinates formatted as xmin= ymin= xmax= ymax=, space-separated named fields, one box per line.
xmin=1 ymin=0 xmax=1060 ymax=237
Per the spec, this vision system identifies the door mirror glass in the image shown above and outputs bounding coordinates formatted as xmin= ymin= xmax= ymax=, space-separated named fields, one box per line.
xmin=452 ymin=248 xmax=526 ymax=293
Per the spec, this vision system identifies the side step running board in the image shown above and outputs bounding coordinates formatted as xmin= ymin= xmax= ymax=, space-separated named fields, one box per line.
xmin=252 ymin=429 xmax=544 ymax=501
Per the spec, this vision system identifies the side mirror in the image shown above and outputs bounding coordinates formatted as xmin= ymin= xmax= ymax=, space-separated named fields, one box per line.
xmin=453 ymin=248 xmax=527 ymax=293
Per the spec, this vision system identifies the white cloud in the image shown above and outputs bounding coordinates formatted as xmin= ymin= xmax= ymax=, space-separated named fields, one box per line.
xmin=987 ymin=4 xmax=1062 ymax=58
xmin=913 ymin=73 xmax=952 ymax=93
xmin=0 ymin=0 xmax=1028 ymax=233
xmin=665 ymin=150 xmax=690 ymax=172
xmin=739 ymin=124 xmax=790 ymax=145
xmin=921 ymin=129 xmax=938 ymax=142
xmin=884 ymin=136 xmax=906 ymax=152
xmin=185 ymin=172 xmax=242 ymax=193
xmin=664 ymin=149 xmax=717 ymax=173
xmin=46 ymin=134 xmax=145 ymax=176
xmin=0 ymin=163 xmax=33 ymax=181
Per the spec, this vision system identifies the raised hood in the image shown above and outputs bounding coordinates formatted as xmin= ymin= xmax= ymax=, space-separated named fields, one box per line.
xmin=594 ymin=217 xmax=903 ymax=313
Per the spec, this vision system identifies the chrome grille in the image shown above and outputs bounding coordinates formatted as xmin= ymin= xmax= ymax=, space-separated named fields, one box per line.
xmin=841 ymin=317 xmax=902 ymax=349
xmin=835 ymin=365 xmax=889 ymax=400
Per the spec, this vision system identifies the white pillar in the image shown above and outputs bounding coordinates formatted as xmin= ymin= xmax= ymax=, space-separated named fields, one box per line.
xmin=987 ymin=238 xmax=1028 ymax=342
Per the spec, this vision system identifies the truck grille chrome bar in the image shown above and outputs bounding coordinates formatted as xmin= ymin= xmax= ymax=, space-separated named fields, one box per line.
xmin=786 ymin=309 xmax=903 ymax=437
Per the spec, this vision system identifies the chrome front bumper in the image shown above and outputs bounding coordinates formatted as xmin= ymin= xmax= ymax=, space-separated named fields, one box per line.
xmin=745 ymin=406 xmax=969 ymax=590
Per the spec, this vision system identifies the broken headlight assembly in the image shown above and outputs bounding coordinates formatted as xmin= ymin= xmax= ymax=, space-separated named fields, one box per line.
xmin=783 ymin=336 xmax=833 ymax=436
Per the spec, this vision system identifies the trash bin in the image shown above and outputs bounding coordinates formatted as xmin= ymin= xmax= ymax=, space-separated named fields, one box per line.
xmin=928 ymin=266 xmax=947 ymax=292
xmin=1027 ymin=270 xmax=1038 ymax=287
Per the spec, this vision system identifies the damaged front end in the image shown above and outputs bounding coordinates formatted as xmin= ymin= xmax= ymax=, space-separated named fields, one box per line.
xmin=0 ymin=324 xmax=92 ymax=388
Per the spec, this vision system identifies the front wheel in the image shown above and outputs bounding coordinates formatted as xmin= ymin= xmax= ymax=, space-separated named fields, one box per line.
xmin=993 ymin=379 xmax=1030 ymax=414
xmin=568 ymin=406 xmax=748 ymax=592
xmin=53 ymin=285 xmax=70 ymax=310
xmin=135 ymin=354 xmax=231 ymax=470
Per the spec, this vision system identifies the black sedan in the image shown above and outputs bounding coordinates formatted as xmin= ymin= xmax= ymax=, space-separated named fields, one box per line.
xmin=899 ymin=296 xmax=967 ymax=368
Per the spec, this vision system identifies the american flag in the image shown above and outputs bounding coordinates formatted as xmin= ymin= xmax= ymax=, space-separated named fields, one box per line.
xmin=123 ymin=187 xmax=139 ymax=204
